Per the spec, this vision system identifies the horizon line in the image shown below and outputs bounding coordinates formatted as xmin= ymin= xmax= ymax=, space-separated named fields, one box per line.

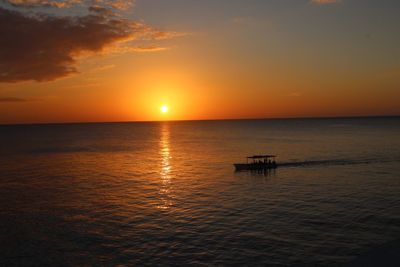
xmin=0 ymin=114 xmax=399 ymax=127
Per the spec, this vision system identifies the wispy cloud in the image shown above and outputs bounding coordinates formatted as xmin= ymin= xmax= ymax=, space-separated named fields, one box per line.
xmin=5 ymin=0 xmax=135 ymax=10
xmin=117 ymin=45 xmax=170 ymax=53
xmin=0 ymin=1 xmax=181 ymax=83
xmin=61 ymin=83 xmax=103 ymax=89
xmin=310 ymin=0 xmax=341 ymax=5
xmin=92 ymin=64 xmax=116 ymax=72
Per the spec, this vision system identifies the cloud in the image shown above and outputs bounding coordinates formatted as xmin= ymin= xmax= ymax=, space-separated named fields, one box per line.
xmin=0 ymin=7 xmax=129 ymax=82
xmin=311 ymin=0 xmax=341 ymax=5
xmin=129 ymin=46 xmax=169 ymax=52
xmin=92 ymin=64 xmax=115 ymax=72
xmin=5 ymin=0 xmax=82 ymax=8
xmin=0 ymin=97 xmax=27 ymax=102
xmin=106 ymin=0 xmax=135 ymax=10
xmin=0 ymin=1 xmax=179 ymax=83
xmin=4 ymin=0 xmax=135 ymax=10
xmin=105 ymin=44 xmax=169 ymax=54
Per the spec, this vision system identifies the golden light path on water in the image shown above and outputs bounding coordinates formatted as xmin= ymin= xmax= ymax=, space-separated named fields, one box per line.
xmin=158 ymin=123 xmax=173 ymax=210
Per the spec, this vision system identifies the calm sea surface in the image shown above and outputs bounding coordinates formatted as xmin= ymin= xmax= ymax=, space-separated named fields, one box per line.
xmin=1 ymin=117 xmax=400 ymax=266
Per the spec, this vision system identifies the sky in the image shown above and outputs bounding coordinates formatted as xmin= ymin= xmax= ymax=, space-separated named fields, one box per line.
xmin=0 ymin=0 xmax=399 ymax=124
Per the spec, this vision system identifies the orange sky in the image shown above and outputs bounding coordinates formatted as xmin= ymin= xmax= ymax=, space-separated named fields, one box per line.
xmin=0 ymin=0 xmax=399 ymax=124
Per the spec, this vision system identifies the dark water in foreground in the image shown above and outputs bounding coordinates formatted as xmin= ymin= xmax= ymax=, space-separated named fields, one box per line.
xmin=1 ymin=117 xmax=400 ymax=266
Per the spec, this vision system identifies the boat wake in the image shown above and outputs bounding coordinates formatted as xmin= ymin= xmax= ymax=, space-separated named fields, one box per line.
xmin=278 ymin=157 xmax=399 ymax=168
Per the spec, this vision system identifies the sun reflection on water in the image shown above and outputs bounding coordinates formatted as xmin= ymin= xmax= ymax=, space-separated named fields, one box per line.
xmin=158 ymin=123 xmax=173 ymax=210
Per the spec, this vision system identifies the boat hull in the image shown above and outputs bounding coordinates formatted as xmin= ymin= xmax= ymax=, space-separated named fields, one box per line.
xmin=234 ymin=163 xmax=277 ymax=171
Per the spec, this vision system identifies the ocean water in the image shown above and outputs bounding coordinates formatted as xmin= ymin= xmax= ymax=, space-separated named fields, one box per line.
xmin=1 ymin=117 xmax=399 ymax=266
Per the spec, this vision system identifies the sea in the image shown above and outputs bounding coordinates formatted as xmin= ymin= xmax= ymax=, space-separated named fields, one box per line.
xmin=1 ymin=117 xmax=399 ymax=266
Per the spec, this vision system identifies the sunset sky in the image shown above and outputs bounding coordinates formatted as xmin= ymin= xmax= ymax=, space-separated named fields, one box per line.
xmin=0 ymin=0 xmax=399 ymax=124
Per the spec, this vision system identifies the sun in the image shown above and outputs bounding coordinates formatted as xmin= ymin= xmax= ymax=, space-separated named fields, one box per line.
xmin=160 ymin=105 xmax=169 ymax=114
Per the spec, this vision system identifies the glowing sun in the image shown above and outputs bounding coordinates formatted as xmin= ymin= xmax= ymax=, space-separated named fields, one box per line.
xmin=160 ymin=105 xmax=169 ymax=114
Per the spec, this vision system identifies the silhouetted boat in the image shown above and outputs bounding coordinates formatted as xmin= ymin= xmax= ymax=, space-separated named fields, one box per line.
xmin=234 ymin=155 xmax=277 ymax=171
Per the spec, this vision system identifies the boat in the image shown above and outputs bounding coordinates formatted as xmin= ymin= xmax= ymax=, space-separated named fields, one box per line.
xmin=234 ymin=155 xmax=277 ymax=171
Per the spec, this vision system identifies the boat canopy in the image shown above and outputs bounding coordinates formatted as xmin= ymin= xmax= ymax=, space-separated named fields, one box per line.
xmin=247 ymin=155 xmax=276 ymax=159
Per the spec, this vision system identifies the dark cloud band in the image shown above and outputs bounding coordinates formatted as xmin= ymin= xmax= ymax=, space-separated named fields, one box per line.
xmin=0 ymin=2 xmax=176 ymax=83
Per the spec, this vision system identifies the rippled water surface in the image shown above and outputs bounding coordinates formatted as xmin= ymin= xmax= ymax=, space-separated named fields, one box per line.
xmin=1 ymin=117 xmax=400 ymax=266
